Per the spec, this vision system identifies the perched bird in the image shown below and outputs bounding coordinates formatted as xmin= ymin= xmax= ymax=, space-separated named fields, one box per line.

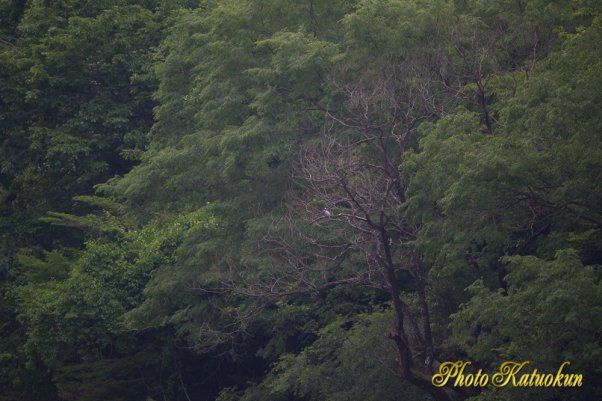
xmin=323 ymin=208 xmax=332 ymax=217
xmin=424 ymin=354 xmax=432 ymax=368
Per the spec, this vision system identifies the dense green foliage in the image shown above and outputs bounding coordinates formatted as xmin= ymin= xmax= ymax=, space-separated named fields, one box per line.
xmin=1 ymin=0 xmax=600 ymax=400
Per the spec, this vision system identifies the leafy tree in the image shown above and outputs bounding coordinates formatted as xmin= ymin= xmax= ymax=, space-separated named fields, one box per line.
xmin=403 ymin=5 xmax=602 ymax=400
xmin=0 ymin=1 xmax=199 ymax=398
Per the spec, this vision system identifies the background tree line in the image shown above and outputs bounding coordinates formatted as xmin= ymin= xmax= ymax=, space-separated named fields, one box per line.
xmin=1 ymin=0 xmax=600 ymax=400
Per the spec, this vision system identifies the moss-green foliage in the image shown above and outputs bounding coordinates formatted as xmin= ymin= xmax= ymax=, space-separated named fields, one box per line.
xmin=450 ymin=250 xmax=601 ymax=401
xmin=12 ymin=205 xmax=215 ymax=398
xmin=2 ymin=0 xmax=602 ymax=400
xmin=220 ymin=311 xmax=431 ymax=401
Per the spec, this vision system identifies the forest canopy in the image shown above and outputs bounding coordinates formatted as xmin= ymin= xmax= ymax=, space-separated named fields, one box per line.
xmin=1 ymin=1 xmax=601 ymax=400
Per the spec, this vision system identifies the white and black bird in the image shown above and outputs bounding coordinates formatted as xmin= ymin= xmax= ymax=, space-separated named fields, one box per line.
xmin=323 ymin=208 xmax=332 ymax=218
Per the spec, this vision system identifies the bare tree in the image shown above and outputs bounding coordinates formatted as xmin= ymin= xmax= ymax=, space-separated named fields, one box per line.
xmin=245 ymin=61 xmax=472 ymax=401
